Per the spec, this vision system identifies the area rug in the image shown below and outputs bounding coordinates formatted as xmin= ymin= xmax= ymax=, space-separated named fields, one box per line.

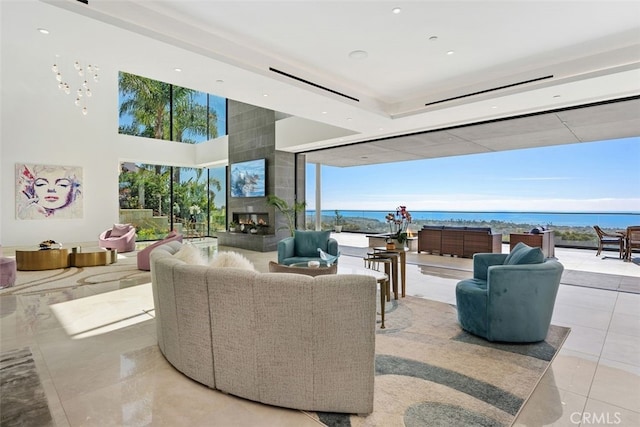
xmin=0 ymin=253 xmax=150 ymax=297
xmin=308 ymin=297 xmax=570 ymax=427
xmin=0 ymin=347 xmax=53 ymax=427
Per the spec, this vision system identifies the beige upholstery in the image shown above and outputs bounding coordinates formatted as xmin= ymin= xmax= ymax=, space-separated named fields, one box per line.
xmin=150 ymin=242 xmax=376 ymax=414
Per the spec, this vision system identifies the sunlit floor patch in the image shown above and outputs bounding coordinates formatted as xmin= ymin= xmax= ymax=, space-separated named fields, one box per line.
xmin=50 ymin=282 xmax=153 ymax=339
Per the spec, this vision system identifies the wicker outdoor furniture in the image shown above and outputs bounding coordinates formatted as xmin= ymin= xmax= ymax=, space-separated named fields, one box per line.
xmin=624 ymin=226 xmax=640 ymax=262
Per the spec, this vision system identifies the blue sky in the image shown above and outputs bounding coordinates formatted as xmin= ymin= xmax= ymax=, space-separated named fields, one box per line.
xmin=305 ymin=137 xmax=640 ymax=212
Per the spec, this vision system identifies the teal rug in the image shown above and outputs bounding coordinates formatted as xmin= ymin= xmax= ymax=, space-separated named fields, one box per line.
xmin=309 ymin=297 xmax=569 ymax=427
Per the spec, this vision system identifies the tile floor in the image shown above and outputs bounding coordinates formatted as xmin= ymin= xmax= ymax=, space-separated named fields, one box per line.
xmin=1 ymin=234 xmax=638 ymax=426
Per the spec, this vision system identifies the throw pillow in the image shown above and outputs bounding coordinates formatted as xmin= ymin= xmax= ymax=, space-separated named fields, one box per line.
xmin=173 ymin=244 xmax=206 ymax=265
xmin=209 ymin=251 xmax=256 ymax=271
xmin=294 ymin=230 xmax=331 ymax=257
xmin=110 ymin=223 xmax=131 ymax=237
xmin=504 ymin=242 xmax=544 ymax=265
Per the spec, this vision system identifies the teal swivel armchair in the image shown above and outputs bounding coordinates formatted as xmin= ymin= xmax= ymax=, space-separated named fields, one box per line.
xmin=277 ymin=230 xmax=339 ymax=266
xmin=455 ymin=242 xmax=564 ymax=343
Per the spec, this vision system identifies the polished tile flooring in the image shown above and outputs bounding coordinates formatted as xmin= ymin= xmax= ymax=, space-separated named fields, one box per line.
xmin=1 ymin=235 xmax=638 ymax=426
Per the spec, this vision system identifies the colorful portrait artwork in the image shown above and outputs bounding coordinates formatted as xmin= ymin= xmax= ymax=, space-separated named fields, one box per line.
xmin=15 ymin=163 xmax=83 ymax=219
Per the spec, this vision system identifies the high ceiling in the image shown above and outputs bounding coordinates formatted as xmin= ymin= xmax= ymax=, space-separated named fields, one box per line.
xmin=12 ymin=0 xmax=640 ymax=165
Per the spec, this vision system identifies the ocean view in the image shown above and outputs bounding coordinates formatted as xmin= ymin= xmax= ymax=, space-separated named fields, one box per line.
xmin=307 ymin=210 xmax=639 ymax=230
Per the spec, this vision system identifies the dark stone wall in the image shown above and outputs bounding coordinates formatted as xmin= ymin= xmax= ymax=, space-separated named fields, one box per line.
xmin=222 ymin=100 xmax=302 ymax=251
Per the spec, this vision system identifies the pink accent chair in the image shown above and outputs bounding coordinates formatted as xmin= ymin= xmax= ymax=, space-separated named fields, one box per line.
xmin=98 ymin=224 xmax=137 ymax=253
xmin=137 ymin=231 xmax=183 ymax=270
xmin=0 ymin=245 xmax=17 ymax=289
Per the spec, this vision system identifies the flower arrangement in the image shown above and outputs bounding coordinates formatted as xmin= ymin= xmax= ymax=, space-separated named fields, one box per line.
xmin=385 ymin=205 xmax=412 ymax=243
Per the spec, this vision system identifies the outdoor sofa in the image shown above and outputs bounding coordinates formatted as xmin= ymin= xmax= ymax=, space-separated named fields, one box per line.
xmin=418 ymin=226 xmax=502 ymax=258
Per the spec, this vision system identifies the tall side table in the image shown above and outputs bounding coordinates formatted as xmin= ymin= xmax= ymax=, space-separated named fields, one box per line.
xmin=373 ymin=246 xmax=408 ymax=298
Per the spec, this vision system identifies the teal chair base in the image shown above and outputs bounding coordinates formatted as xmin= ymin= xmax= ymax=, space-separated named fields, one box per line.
xmin=455 ymin=248 xmax=564 ymax=343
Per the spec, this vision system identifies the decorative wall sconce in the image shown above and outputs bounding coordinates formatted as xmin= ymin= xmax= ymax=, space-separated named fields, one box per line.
xmin=52 ymin=59 xmax=99 ymax=115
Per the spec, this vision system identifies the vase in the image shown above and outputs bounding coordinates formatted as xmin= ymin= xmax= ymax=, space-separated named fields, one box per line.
xmin=386 ymin=238 xmax=407 ymax=250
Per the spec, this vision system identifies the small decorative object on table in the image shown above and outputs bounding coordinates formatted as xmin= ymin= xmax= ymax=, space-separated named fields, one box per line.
xmin=385 ymin=205 xmax=412 ymax=247
xmin=317 ymin=248 xmax=341 ymax=266
xmin=39 ymin=239 xmax=62 ymax=250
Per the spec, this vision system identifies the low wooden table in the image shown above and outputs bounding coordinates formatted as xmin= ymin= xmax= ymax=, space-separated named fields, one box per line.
xmin=16 ymin=248 xmax=70 ymax=271
xmin=69 ymin=248 xmax=117 ymax=267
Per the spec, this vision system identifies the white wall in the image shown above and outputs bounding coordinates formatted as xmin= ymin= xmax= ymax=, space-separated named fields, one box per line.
xmin=0 ymin=1 xmax=321 ymax=246
xmin=0 ymin=1 xmax=228 ymax=246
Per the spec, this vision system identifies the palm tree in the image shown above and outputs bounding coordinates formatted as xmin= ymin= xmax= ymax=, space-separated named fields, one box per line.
xmin=118 ymin=72 xmax=170 ymax=140
xmin=267 ymin=195 xmax=306 ymax=237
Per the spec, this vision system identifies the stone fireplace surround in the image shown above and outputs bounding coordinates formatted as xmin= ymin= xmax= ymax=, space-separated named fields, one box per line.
xmin=216 ymin=101 xmax=305 ymax=252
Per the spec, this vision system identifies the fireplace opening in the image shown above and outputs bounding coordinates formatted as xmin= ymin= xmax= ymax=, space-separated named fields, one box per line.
xmin=232 ymin=212 xmax=271 ymax=234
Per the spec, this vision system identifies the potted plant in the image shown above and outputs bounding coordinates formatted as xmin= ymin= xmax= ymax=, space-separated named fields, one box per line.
xmin=266 ymin=194 xmax=306 ymax=237
xmin=229 ymin=221 xmax=238 ymax=232
xmin=334 ymin=210 xmax=344 ymax=233
xmin=385 ymin=205 xmax=412 ymax=248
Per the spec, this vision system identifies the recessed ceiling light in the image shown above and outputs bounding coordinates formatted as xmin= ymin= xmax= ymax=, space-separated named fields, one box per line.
xmin=348 ymin=50 xmax=368 ymax=60
xmin=491 ymin=106 xmax=498 ymax=109
xmin=216 ymin=79 xmax=224 ymax=84
xmin=322 ymin=111 xmax=327 ymax=114
xmin=174 ymin=68 xmax=182 ymax=72
xmin=263 ymin=93 xmax=269 ymax=97
xmin=553 ymin=94 xmax=561 ymax=98
xmin=347 ymin=118 xmax=353 ymax=121
xmin=361 ymin=156 xmax=368 ymax=159
xmin=428 ymin=36 xmax=438 ymax=42
xmin=392 ymin=7 xmax=402 ymax=14
xmin=37 ymin=28 xmax=49 ymax=34
xmin=446 ymin=50 xmax=455 ymax=55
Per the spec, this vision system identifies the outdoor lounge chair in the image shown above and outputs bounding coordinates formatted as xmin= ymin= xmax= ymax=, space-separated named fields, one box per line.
xmin=593 ymin=225 xmax=624 ymax=258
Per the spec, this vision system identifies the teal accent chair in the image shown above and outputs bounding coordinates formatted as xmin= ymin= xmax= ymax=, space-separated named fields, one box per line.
xmin=277 ymin=230 xmax=339 ymax=265
xmin=455 ymin=242 xmax=564 ymax=343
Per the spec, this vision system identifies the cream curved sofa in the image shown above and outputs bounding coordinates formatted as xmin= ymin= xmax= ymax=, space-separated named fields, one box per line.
xmin=150 ymin=241 xmax=377 ymax=414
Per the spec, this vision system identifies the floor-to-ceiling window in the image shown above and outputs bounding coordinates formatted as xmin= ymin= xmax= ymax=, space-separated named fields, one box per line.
xmin=117 ymin=72 xmax=228 ymax=239
xmin=118 ymin=163 xmax=225 ymax=240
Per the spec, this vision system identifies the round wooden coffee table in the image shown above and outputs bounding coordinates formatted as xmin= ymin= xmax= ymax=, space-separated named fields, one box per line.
xmin=69 ymin=248 xmax=117 ymax=267
xmin=270 ymin=261 xmax=337 ymax=276
xmin=15 ymin=248 xmax=70 ymax=271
